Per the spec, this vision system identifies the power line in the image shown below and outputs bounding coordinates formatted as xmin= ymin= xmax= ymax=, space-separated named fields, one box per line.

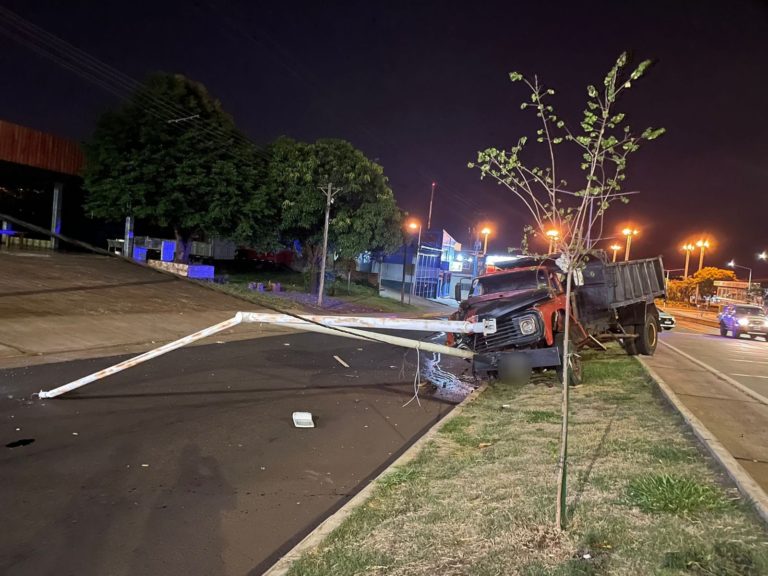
xmin=0 ymin=5 xmax=271 ymax=161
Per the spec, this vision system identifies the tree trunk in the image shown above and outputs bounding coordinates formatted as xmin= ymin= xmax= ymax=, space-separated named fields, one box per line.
xmin=555 ymin=267 xmax=573 ymax=531
xmin=174 ymin=228 xmax=190 ymax=264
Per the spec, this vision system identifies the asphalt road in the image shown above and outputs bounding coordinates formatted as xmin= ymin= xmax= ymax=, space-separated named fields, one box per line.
xmin=1 ymin=330 xmax=464 ymax=576
xmin=644 ymin=316 xmax=768 ymax=491
xmin=661 ymin=317 xmax=768 ymax=399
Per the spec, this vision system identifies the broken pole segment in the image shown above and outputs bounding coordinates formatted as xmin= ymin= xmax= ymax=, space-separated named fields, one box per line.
xmin=38 ymin=314 xmax=244 ymax=399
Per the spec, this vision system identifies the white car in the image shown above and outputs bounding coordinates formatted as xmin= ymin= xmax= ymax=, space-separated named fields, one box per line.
xmin=658 ymin=309 xmax=676 ymax=330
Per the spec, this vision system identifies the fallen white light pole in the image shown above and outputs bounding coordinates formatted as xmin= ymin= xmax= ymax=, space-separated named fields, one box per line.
xmin=38 ymin=312 xmax=492 ymax=399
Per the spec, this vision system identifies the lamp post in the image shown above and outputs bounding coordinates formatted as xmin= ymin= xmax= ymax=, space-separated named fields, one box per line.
xmin=546 ymin=229 xmax=560 ymax=253
xmin=610 ymin=243 xmax=622 ymax=262
xmin=759 ymin=251 xmax=767 ymax=261
xmin=622 ymin=227 xmax=638 ymax=261
xmin=681 ymin=243 xmax=695 ymax=279
xmin=481 ymin=227 xmax=491 ymax=255
xmin=408 ymin=220 xmax=422 ymax=303
xmin=696 ymin=239 xmax=710 ymax=271
xmin=727 ymin=259 xmax=752 ymax=290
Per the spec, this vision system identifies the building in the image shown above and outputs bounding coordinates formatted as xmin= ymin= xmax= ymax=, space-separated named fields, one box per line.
xmin=0 ymin=119 xmax=86 ymax=248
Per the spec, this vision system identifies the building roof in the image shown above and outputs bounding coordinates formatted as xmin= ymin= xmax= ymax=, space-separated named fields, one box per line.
xmin=0 ymin=119 xmax=84 ymax=176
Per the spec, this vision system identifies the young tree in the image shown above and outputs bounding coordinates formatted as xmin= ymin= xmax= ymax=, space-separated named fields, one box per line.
xmin=267 ymin=137 xmax=404 ymax=292
xmin=83 ymin=73 xmax=275 ymax=262
xmin=470 ymin=53 xmax=664 ymax=529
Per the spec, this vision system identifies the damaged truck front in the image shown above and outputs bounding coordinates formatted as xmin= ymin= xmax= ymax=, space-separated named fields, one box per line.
xmin=449 ymin=254 xmax=666 ymax=384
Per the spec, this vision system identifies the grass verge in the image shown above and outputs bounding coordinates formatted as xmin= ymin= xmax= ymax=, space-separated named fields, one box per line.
xmin=287 ymin=346 xmax=768 ymax=575
xmin=212 ymin=268 xmax=419 ymax=313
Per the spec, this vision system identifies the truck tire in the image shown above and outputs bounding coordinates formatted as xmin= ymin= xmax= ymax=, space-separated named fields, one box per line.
xmin=636 ymin=314 xmax=660 ymax=356
xmin=554 ymin=333 xmax=583 ymax=386
xmin=621 ymin=327 xmax=639 ymax=356
xmin=731 ymin=328 xmax=741 ymax=339
xmin=719 ymin=323 xmax=727 ymax=337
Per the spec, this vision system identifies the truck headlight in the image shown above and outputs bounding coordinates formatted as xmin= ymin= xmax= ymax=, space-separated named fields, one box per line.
xmin=738 ymin=318 xmax=749 ymax=327
xmin=518 ymin=315 xmax=537 ymax=336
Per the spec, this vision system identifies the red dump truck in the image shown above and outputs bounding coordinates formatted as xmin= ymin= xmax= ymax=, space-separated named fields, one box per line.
xmin=449 ymin=253 xmax=666 ymax=384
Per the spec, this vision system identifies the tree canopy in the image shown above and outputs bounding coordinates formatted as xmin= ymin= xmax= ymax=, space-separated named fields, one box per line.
xmin=266 ymin=137 xmax=404 ymax=268
xmin=83 ymin=73 xmax=275 ymax=261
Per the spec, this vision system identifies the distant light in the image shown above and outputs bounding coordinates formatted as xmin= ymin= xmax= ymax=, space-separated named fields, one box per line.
xmin=481 ymin=227 xmax=492 ymax=236
xmin=456 ymin=255 xmax=464 ymax=262
xmin=759 ymin=251 xmax=767 ymax=261
xmin=486 ymin=255 xmax=518 ymax=266
xmin=727 ymin=260 xmax=735 ymax=268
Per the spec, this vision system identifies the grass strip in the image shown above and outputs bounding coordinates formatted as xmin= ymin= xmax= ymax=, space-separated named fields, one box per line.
xmin=288 ymin=346 xmax=768 ymax=576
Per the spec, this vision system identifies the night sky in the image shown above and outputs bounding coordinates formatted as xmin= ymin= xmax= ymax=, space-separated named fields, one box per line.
xmin=1 ymin=0 xmax=767 ymax=276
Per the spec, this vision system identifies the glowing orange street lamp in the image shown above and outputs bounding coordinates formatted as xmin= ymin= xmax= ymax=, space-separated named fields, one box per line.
xmin=610 ymin=243 xmax=622 ymax=262
xmin=546 ymin=229 xmax=560 ymax=253
xmin=481 ymin=227 xmax=492 ymax=255
xmin=622 ymin=227 xmax=638 ymax=261
xmin=681 ymin=243 xmax=695 ymax=279
xmin=696 ymin=239 xmax=710 ymax=271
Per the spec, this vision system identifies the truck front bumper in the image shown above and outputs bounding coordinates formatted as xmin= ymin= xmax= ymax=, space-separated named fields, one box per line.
xmin=473 ymin=347 xmax=561 ymax=375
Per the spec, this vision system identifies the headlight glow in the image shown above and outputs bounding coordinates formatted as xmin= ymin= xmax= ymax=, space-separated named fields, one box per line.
xmin=738 ymin=318 xmax=749 ymax=326
xmin=518 ymin=315 xmax=537 ymax=336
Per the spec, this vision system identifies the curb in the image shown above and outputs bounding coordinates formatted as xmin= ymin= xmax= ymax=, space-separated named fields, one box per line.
xmin=263 ymin=382 xmax=489 ymax=576
xmin=636 ymin=357 xmax=768 ymax=525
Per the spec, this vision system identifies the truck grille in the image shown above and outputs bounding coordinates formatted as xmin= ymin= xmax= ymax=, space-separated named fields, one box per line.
xmin=473 ymin=316 xmax=524 ymax=353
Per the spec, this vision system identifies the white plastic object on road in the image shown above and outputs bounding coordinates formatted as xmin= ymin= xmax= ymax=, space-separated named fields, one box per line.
xmin=292 ymin=412 xmax=315 ymax=428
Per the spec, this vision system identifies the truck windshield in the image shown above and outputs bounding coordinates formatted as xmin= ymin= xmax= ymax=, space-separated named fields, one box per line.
xmin=472 ymin=268 xmax=548 ymax=296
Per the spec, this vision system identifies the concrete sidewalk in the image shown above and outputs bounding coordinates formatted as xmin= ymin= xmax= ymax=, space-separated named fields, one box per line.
xmin=0 ymin=251 xmax=454 ymax=369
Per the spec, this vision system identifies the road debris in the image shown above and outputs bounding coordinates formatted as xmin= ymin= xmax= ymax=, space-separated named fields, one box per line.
xmin=333 ymin=355 xmax=350 ymax=368
xmin=292 ymin=411 xmax=315 ymax=428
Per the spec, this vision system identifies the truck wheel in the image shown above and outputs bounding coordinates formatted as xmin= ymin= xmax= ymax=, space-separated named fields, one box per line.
xmin=636 ymin=314 xmax=660 ymax=356
xmin=555 ymin=333 xmax=583 ymax=386
xmin=621 ymin=327 xmax=639 ymax=356
xmin=731 ymin=328 xmax=741 ymax=339
xmin=719 ymin=323 xmax=727 ymax=337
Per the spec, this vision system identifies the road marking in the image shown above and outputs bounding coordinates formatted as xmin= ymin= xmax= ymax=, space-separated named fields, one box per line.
xmin=731 ymin=373 xmax=768 ymax=380
xmin=659 ymin=341 xmax=768 ymax=406
xmin=731 ymin=359 xmax=768 ymax=365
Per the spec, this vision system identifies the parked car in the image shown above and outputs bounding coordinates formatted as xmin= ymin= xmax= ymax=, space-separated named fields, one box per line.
xmin=718 ymin=304 xmax=768 ymax=340
xmin=658 ymin=308 xmax=676 ymax=330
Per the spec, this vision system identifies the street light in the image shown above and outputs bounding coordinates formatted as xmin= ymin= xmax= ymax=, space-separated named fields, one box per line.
xmin=681 ymin=243 xmax=695 ymax=279
xmin=727 ymin=259 xmax=752 ymax=290
xmin=696 ymin=239 xmax=710 ymax=271
xmin=401 ymin=219 xmax=421 ymax=304
xmin=759 ymin=251 xmax=767 ymax=261
xmin=408 ymin=220 xmax=423 ymax=303
xmin=622 ymin=227 xmax=638 ymax=261
xmin=546 ymin=229 xmax=560 ymax=253
xmin=481 ymin=227 xmax=492 ymax=255
xmin=610 ymin=243 xmax=622 ymax=262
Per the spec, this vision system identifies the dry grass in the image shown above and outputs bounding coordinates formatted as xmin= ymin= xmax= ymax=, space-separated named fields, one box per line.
xmin=288 ymin=347 xmax=768 ymax=576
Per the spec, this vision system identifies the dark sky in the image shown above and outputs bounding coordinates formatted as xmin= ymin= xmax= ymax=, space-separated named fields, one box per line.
xmin=1 ymin=0 xmax=767 ymax=275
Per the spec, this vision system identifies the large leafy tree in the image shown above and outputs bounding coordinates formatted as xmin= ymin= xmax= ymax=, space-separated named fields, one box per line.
xmin=267 ymin=137 xmax=403 ymax=278
xmin=693 ymin=267 xmax=736 ymax=298
xmin=83 ymin=73 xmax=275 ymax=261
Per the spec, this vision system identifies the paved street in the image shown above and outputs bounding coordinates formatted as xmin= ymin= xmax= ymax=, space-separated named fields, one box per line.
xmin=0 ymin=250 xmax=469 ymax=575
xmin=644 ymin=316 xmax=768 ymax=492
xmin=1 ymin=329 xmax=462 ymax=576
xmin=661 ymin=316 xmax=768 ymax=399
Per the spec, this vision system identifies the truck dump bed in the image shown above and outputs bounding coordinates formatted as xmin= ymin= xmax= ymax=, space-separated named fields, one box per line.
xmin=576 ymin=256 xmax=665 ymax=330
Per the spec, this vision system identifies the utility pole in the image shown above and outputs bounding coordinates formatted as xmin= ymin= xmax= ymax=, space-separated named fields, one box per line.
xmin=317 ymin=183 xmax=342 ymax=307
xmin=427 ymin=181 xmax=436 ymax=230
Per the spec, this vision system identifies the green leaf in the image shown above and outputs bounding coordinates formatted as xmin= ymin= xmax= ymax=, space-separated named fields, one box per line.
xmin=509 ymin=71 xmax=523 ymax=82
